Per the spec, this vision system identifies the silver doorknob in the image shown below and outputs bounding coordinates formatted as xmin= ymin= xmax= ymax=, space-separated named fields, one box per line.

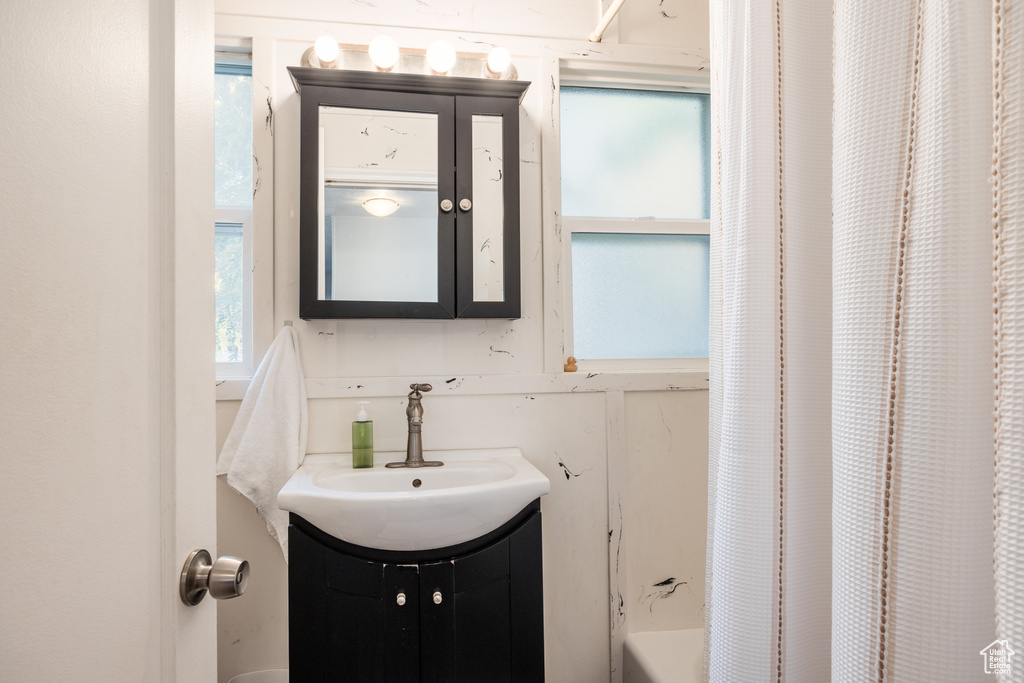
xmin=433 ymin=591 xmax=443 ymax=604
xmin=179 ymin=549 xmax=250 ymax=606
xmin=459 ymin=198 xmax=472 ymax=211
xmin=396 ymin=592 xmax=407 ymax=606
xmin=440 ymin=199 xmax=453 ymax=212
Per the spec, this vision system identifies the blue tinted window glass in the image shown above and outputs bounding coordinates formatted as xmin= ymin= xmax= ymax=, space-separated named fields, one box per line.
xmin=214 ymin=223 xmax=244 ymax=363
xmin=560 ymin=87 xmax=710 ymax=220
xmin=571 ymin=233 xmax=710 ymax=359
xmin=215 ymin=67 xmax=252 ymax=207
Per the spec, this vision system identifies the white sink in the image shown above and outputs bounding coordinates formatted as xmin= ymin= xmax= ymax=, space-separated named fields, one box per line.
xmin=277 ymin=448 xmax=550 ymax=551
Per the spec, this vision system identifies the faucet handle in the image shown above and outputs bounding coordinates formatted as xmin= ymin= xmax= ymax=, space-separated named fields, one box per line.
xmin=409 ymin=383 xmax=433 ymax=398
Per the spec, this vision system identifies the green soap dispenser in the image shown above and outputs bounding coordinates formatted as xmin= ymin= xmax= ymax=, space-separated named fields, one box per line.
xmin=352 ymin=401 xmax=373 ymax=469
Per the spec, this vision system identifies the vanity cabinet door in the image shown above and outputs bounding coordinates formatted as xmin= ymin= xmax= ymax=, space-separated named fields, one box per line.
xmin=290 ymin=525 xmax=422 ymax=682
xmin=508 ymin=509 xmax=545 ymax=682
xmin=450 ymin=536 xmax=513 ymax=681
xmin=289 ymin=526 xmax=328 ymax=683
xmin=323 ymin=552 xmax=387 ymax=683
xmin=422 ymin=511 xmax=544 ymax=682
xmin=419 ymin=561 xmax=456 ymax=682
xmin=379 ymin=564 xmax=421 ymax=680
xmin=324 ymin=550 xmax=422 ymax=681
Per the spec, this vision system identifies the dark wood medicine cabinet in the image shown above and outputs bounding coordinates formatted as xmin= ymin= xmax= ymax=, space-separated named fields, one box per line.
xmin=288 ymin=67 xmax=530 ymax=320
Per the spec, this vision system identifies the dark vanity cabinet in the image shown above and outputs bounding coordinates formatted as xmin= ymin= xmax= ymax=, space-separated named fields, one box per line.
xmin=288 ymin=67 xmax=530 ymax=320
xmin=289 ymin=500 xmax=544 ymax=682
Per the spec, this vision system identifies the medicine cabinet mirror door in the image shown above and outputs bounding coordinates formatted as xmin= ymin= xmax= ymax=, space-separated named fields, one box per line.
xmin=455 ymin=96 xmax=521 ymax=319
xmin=300 ymin=86 xmax=457 ymax=319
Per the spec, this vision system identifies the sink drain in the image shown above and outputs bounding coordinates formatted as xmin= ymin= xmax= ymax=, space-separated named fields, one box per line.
xmin=412 ymin=479 xmax=422 ymax=488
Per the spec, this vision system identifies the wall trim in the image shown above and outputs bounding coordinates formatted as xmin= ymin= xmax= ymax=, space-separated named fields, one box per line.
xmin=216 ymin=370 xmax=709 ymax=400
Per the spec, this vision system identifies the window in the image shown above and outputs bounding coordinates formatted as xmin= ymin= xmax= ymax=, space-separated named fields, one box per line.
xmin=559 ymin=85 xmax=711 ymax=366
xmin=215 ymin=58 xmax=253 ymax=376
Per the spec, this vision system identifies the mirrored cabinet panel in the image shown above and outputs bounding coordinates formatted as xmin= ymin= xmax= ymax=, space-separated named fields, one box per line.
xmin=319 ymin=107 xmax=440 ymax=304
xmin=470 ymin=115 xmax=504 ymax=302
xmin=290 ymin=68 xmax=528 ymax=319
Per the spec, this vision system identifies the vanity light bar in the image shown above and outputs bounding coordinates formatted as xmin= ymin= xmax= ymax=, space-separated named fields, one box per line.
xmin=301 ymin=35 xmax=518 ymax=80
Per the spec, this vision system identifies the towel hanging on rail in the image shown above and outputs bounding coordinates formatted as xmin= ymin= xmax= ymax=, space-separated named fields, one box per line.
xmin=217 ymin=325 xmax=308 ymax=562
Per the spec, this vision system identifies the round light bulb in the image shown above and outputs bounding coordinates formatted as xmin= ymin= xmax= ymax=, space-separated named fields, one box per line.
xmin=313 ymin=35 xmax=339 ymax=65
xmin=426 ymin=40 xmax=456 ymax=74
xmin=368 ymin=35 xmax=399 ymax=71
xmin=486 ymin=47 xmax=511 ymax=75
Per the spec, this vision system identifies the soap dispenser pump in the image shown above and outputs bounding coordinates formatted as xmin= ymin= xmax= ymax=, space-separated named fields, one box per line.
xmin=352 ymin=401 xmax=373 ymax=469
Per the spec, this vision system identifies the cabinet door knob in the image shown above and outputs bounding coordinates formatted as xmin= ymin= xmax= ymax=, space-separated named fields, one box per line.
xmin=396 ymin=592 xmax=406 ymax=606
xmin=433 ymin=591 xmax=443 ymax=605
xmin=459 ymin=198 xmax=472 ymax=211
xmin=440 ymin=199 xmax=454 ymax=213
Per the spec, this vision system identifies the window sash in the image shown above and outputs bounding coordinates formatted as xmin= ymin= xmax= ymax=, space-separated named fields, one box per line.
xmin=561 ymin=218 xmax=711 ymax=370
xmin=215 ymin=59 xmax=252 ymax=77
xmin=563 ymin=217 xmax=710 ymax=235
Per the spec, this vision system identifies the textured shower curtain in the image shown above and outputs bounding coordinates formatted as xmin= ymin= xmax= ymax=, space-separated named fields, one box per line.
xmin=706 ymin=0 xmax=1024 ymax=681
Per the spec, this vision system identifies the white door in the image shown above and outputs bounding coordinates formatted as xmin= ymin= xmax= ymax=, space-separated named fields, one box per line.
xmin=0 ymin=1 xmax=218 ymax=681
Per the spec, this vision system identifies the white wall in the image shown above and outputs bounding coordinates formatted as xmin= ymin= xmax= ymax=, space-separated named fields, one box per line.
xmin=214 ymin=2 xmax=709 ymax=682
xmin=214 ymin=0 xmax=706 ymax=47
xmin=625 ymin=391 xmax=709 ymax=633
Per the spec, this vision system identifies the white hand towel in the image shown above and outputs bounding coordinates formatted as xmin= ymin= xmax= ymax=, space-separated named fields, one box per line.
xmin=217 ymin=326 xmax=307 ymax=562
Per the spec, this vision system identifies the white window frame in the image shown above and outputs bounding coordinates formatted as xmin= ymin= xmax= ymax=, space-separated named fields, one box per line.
xmin=215 ymin=39 xmax=275 ymax=392
xmin=543 ymin=62 xmax=712 ymax=373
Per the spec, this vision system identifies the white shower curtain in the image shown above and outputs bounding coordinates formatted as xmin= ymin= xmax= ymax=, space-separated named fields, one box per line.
xmin=706 ymin=0 xmax=1024 ymax=681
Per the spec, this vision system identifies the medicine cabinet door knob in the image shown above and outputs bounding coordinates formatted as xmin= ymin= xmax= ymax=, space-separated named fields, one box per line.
xmin=433 ymin=591 xmax=443 ymax=605
xmin=440 ymin=199 xmax=454 ymax=212
xmin=179 ymin=549 xmax=250 ymax=606
xmin=396 ymin=592 xmax=407 ymax=606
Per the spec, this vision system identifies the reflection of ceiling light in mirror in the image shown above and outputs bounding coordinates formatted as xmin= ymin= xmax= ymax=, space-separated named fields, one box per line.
xmin=368 ymin=35 xmax=399 ymax=71
xmin=486 ymin=47 xmax=511 ymax=75
xmin=314 ymin=35 xmax=340 ymax=65
xmin=362 ymin=197 xmax=400 ymax=217
xmin=426 ymin=40 xmax=456 ymax=74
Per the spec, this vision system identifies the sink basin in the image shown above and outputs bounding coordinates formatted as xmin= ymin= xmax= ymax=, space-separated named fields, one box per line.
xmin=277 ymin=448 xmax=550 ymax=551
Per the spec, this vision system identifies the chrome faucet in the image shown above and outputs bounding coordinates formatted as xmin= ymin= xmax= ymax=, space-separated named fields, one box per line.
xmin=386 ymin=383 xmax=444 ymax=468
